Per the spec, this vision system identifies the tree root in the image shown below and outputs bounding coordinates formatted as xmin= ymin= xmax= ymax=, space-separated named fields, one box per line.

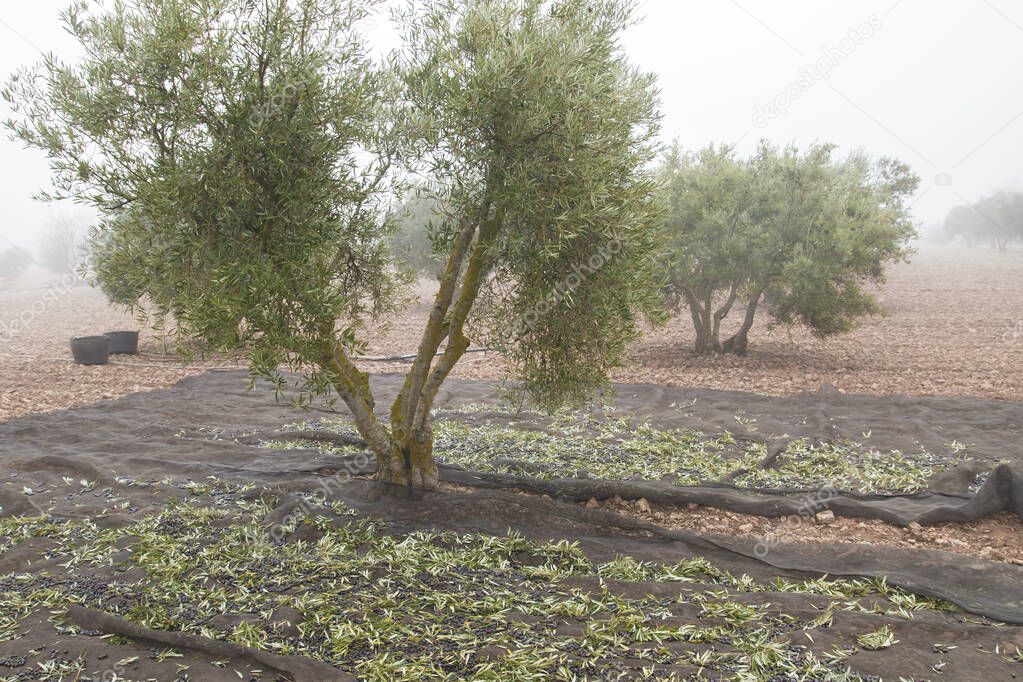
xmin=439 ymin=462 xmax=1023 ymax=527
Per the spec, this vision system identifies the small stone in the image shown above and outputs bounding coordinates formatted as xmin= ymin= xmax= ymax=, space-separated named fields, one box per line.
xmin=907 ymin=521 xmax=923 ymax=533
xmin=815 ymin=510 xmax=835 ymax=524
xmin=475 ymin=645 xmax=509 ymax=662
xmin=636 ymin=498 xmax=652 ymax=513
xmin=270 ymin=606 xmax=303 ymax=638
xmin=584 ymin=498 xmax=600 ymax=509
xmin=738 ymin=523 xmax=754 ymax=533
xmin=686 ymin=502 xmax=700 ymax=511
xmin=817 ymin=383 xmax=841 ymax=396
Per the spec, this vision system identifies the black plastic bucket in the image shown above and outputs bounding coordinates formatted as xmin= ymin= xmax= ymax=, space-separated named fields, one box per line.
xmin=104 ymin=330 xmax=139 ymax=355
xmin=70 ymin=335 xmax=110 ymax=365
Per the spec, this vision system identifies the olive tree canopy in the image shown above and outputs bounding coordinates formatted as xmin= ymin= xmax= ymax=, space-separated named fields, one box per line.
xmin=943 ymin=191 xmax=1023 ymax=251
xmin=660 ymin=142 xmax=918 ymax=355
xmin=6 ymin=0 xmax=665 ymax=490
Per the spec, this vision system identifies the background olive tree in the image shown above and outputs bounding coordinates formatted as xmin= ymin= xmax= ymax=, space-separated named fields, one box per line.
xmin=660 ymin=141 xmax=918 ymax=355
xmin=943 ymin=191 xmax=1023 ymax=251
xmin=37 ymin=213 xmax=88 ymax=273
xmin=0 ymin=248 xmax=28 ymax=280
xmin=6 ymin=0 xmax=665 ymax=490
xmin=387 ymin=190 xmax=445 ymax=279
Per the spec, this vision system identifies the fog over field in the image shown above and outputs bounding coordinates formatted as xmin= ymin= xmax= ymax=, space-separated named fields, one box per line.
xmin=1 ymin=0 xmax=1022 ymax=257
xmin=2 ymin=6 xmax=1023 ymax=678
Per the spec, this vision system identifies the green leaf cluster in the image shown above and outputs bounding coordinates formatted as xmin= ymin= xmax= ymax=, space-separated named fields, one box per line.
xmin=660 ymin=141 xmax=918 ymax=354
xmin=943 ymin=191 xmax=1023 ymax=251
xmin=6 ymin=0 xmax=665 ymax=484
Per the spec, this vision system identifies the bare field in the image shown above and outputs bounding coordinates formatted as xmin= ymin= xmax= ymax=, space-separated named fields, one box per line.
xmin=1 ymin=247 xmax=1022 ymax=420
xmin=616 ymin=247 xmax=1023 ymax=399
xmin=387 ymin=248 xmax=1023 ymax=400
xmin=1 ymin=253 xmax=1022 ymax=680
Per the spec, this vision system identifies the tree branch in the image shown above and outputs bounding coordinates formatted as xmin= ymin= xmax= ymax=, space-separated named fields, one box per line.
xmin=322 ymin=342 xmax=392 ymax=456
xmin=394 ymin=214 xmax=480 ymax=432
xmin=413 ymin=212 xmax=501 ymax=430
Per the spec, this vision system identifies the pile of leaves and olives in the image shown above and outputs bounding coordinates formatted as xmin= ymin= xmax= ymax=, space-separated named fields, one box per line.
xmin=266 ymin=408 xmax=979 ymax=496
xmin=0 ymin=481 xmax=979 ymax=681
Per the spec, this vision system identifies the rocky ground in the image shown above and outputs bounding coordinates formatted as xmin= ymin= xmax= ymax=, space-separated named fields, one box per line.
xmin=1 ymin=251 xmax=1022 ymax=680
xmin=2 ymin=247 xmax=1021 ymax=422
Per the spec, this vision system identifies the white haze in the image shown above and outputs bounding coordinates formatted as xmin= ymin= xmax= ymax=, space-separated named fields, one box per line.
xmin=1 ymin=0 xmax=1022 ymax=257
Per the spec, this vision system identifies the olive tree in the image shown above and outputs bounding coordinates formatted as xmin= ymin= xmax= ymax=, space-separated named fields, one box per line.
xmin=661 ymin=141 xmax=917 ymax=355
xmin=7 ymin=0 xmax=664 ymax=490
xmin=388 ymin=191 xmax=445 ymax=279
xmin=37 ymin=213 xmax=88 ymax=273
xmin=943 ymin=192 xmax=1023 ymax=251
xmin=0 ymin=248 xmax=27 ymax=280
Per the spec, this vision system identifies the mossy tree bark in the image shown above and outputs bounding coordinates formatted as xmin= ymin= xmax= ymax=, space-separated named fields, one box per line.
xmin=720 ymin=289 xmax=764 ymax=356
xmin=323 ymin=201 xmax=500 ymax=491
xmin=684 ymin=285 xmax=738 ymax=355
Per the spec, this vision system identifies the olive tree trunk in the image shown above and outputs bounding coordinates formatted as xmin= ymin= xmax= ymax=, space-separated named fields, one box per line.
xmin=323 ymin=207 xmax=498 ymax=491
xmin=684 ymin=285 xmax=738 ymax=355
xmin=720 ymin=289 xmax=763 ymax=356
xmin=376 ymin=425 xmax=439 ymax=489
xmin=322 ymin=350 xmax=441 ymax=489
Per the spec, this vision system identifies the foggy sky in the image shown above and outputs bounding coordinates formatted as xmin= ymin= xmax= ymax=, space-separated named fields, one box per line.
xmin=2 ymin=0 xmax=1022 ymax=256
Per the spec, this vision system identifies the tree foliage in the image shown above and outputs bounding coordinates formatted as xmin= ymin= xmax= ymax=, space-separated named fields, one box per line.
xmin=943 ymin=191 xmax=1023 ymax=251
xmin=388 ymin=190 xmax=446 ymax=279
xmin=6 ymin=0 xmax=665 ymax=490
xmin=0 ymin=248 xmax=27 ymax=280
xmin=7 ymin=0 xmax=400 ymax=360
xmin=660 ymin=141 xmax=918 ymax=355
xmin=395 ymin=0 xmax=665 ymax=413
xmin=36 ymin=213 xmax=88 ymax=273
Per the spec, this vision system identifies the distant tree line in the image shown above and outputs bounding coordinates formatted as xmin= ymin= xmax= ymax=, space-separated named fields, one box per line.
xmin=943 ymin=192 xmax=1023 ymax=251
xmin=0 ymin=215 xmax=88 ymax=281
xmin=388 ymin=192 xmax=445 ymax=279
xmin=37 ymin=214 xmax=89 ymax=273
xmin=0 ymin=248 xmax=27 ymax=279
